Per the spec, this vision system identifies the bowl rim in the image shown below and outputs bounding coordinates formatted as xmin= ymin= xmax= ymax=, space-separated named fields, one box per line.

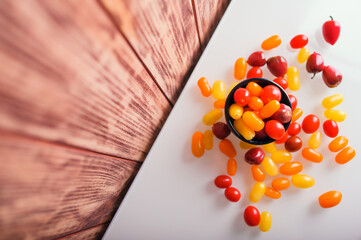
xmin=224 ymin=78 xmax=292 ymax=145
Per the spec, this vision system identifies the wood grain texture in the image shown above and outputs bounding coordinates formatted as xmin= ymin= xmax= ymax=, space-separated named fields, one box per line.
xmin=100 ymin=0 xmax=201 ymax=103
xmin=0 ymin=133 xmax=140 ymax=240
xmin=58 ymin=223 xmax=109 ymax=240
xmin=0 ymin=0 xmax=171 ymax=161
xmin=193 ymin=0 xmax=231 ymax=48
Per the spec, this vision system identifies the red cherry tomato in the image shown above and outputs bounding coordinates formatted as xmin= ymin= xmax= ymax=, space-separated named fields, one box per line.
xmin=260 ymin=85 xmax=281 ymax=104
xmin=244 ymin=206 xmax=261 ymax=226
xmin=273 ymin=77 xmax=288 ymax=90
xmin=234 ymin=88 xmax=251 ymax=106
xmin=247 ymin=51 xmax=266 ymax=67
xmin=265 ymin=120 xmax=285 ymax=139
xmin=302 ymin=114 xmax=320 ymax=134
xmin=275 ymin=131 xmax=288 ymax=144
xmin=247 ymin=67 xmax=263 ymax=79
xmin=288 ymin=94 xmax=297 ymax=110
xmin=322 ymin=16 xmax=341 ymax=45
xmin=290 ymin=34 xmax=309 ymax=49
xmin=287 ymin=122 xmax=301 ymax=136
xmin=323 ymin=119 xmax=339 ymax=138
xmin=224 ymin=187 xmax=241 ymax=202
xmin=214 ymin=175 xmax=232 ymax=188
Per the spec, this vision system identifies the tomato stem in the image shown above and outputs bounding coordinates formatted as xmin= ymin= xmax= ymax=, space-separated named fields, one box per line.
xmin=330 ymin=16 xmax=333 ymax=21
xmin=311 ymin=73 xmax=316 ymax=79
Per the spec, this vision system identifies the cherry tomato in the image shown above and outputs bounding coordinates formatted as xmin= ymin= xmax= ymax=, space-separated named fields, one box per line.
xmin=323 ymin=119 xmax=339 ymax=138
xmin=265 ymin=120 xmax=285 ymax=139
xmin=214 ymin=175 xmax=232 ymax=188
xmin=288 ymin=94 xmax=297 ymax=110
xmin=273 ymin=77 xmax=288 ymax=90
xmin=247 ymin=51 xmax=266 ymax=67
xmin=224 ymin=187 xmax=241 ymax=202
xmin=212 ymin=122 xmax=231 ymax=139
xmin=287 ymin=122 xmax=301 ymax=136
xmin=244 ymin=206 xmax=261 ymax=226
xmin=260 ymin=85 xmax=282 ymax=104
xmin=275 ymin=131 xmax=288 ymax=144
xmin=323 ymin=16 xmax=341 ymax=45
xmin=247 ymin=67 xmax=263 ymax=78
xmin=302 ymin=114 xmax=320 ymax=134
xmin=284 ymin=136 xmax=303 ymax=152
xmin=234 ymin=88 xmax=251 ymax=107
xmin=290 ymin=34 xmax=309 ymax=49
xmin=246 ymin=82 xmax=263 ymax=97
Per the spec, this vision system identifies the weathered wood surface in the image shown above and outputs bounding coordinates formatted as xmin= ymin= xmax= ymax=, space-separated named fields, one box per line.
xmin=0 ymin=133 xmax=140 ymax=240
xmin=193 ymin=0 xmax=231 ymax=49
xmin=58 ymin=223 xmax=109 ymax=240
xmin=100 ymin=0 xmax=201 ymax=103
xmin=0 ymin=0 xmax=171 ymax=161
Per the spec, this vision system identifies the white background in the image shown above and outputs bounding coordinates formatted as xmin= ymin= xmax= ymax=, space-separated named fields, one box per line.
xmin=104 ymin=0 xmax=361 ymax=239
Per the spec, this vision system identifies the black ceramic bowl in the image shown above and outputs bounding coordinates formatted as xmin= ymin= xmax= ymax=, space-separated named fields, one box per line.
xmin=224 ymin=78 xmax=292 ymax=145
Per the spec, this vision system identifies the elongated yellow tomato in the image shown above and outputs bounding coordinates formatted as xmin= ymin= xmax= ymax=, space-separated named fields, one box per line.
xmin=259 ymin=211 xmax=272 ymax=232
xmin=212 ymin=80 xmax=226 ymax=100
xmin=297 ymin=47 xmax=310 ymax=63
xmin=291 ymin=174 xmax=315 ymax=188
xmin=322 ymin=94 xmax=343 ymax=108
xmin=287 ymin=66 xmax=300 ymax=91
xmin=203 ymin=109 xmax=222 ymax=125
xmin=234 ymin=58 xmax=247 ymax=80
xmin=262 ymin=142 xmax=277 ymax=153
xmin=324 ymin=109 xmax=346 ymax=122
xmin=261 ymin=156 xmax=278 ymax=176
xmin=242 ymin=111 xmax=265 ymax=131
xmin=308 ymin=131 xmax=321 ymax=149
xmin=233 ymin=118 xmax=255 ymax=140
xmin=272 ymin=150 xmax=292 ymax=163
xmin=229 ymin=103 xmax=244 ymax=120
xmin=191 ymin=131 xmax=204 ymax=158
xmin=203 ymin=130 xmax=213 ymax=150
xmin=249 ymin=182 xmax=266 ymax=203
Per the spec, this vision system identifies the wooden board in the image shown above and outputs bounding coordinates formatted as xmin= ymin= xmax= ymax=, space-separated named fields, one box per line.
xmin=193 ymin=0 xmax=231 ymax=49
xmin=0 ymin=133 xmax=140 ymax=239
xmin=100 ymin=0 xmax=201 ymax=103
xmin=58 ymin=223 xmax=109 ymax=240
xmin=0 ymin=0 xmax=170 ymax=161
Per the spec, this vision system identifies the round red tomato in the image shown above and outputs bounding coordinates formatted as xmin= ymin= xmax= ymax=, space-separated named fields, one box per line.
xmin=302 ymin=114 xmax=320 ymax=134
xmin=290 ymin=34 xmax=309 ymax=49
xmin=214 ymin=175 xmax=232 ymax=188
xmin=244 ymin=206 xmax=260 ymax=226
xmin=265 ymin=120 xmax=285 ymax=139
xmin=273 ymin=77 xmax=288 ymax=90
xmin=224 ymin=187 xmax=241 ymax=202
xmin=234 ymin=88 xmax=251 ymax=106
xmin=288 ymin=94 xmax=297 ymax=110
xmin=260 ymin=85 xmax=281 ymax=104
xmin=275 ymin=131 xmax=288 ymax=144
xmin=247 ymin=67 xmax=263 ymax=79
xmin=287 ymin=122 xmax=301 ymax=136
xmin=323 ymin=119 xmax=339 ymax=138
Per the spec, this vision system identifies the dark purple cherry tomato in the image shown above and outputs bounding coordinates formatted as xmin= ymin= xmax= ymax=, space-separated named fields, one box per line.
xmin=254 ymin=128 xmax=268 ymax=140
xmin=323 ymin=119 xmax=339 ymax=138
xmin=302 ymin=114 xmax=320 ymax=134
xmin=212 ymin=122 xmax=231 ymax=139
xmin=290 ymin=34 xmax=309 ymax=49
xmin=267 ymin=56 xmax=288 ymax=77
xmin=245 ymin=147 xmax=265 ymax=165
xmin=214 ymin=175 xmax=232 ymax=188
xmin=224 ymin=187 xmax=241 ymax=202
xmin=244 ymin=206 xmax=261 ymax=226
xmin=285 ymin=136 xmax=303 ymax=152
xmin=322 ymin=65 xmax=342 ymax=88
xmin=306 ymin=52 xmax=324 ymax=78
xmin=247 ymin=51 xmax=266 ymax=67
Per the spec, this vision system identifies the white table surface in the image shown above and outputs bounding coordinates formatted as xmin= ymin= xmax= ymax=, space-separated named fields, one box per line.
xmin=103 ymin=0 xmax=361 ymax=239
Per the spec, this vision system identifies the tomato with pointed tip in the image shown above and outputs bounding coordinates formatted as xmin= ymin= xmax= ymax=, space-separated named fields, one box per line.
xmin=323 ymin=16 xmax=341 ymax=45
xmin=306 ymin=52 xmax=324 ymax=78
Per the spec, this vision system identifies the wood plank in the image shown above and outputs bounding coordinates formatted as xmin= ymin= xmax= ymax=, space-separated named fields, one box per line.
xmin=58 ymin=223 xmax=109 ymax=240
xmin=0 ymin=132 xmax=140 ymax=239
xmin=0 ymin=0 xmax=171 ymax=161
xmin=193 ymin=0 xmax=231 ymax=48
xmin=100 ymin=0 xmax=201 ymax=103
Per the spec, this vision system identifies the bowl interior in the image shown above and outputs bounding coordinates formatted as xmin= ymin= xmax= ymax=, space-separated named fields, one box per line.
xmin=224 ymin=78 xmax=292 ymax=145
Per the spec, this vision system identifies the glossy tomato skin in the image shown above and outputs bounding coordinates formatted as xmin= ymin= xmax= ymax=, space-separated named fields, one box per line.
xmin=273 ymin=77 xmax=288 ymax=90
xmin=245 ymin=148 xmax=265 ymax=165
xmin=244 ymin=206 xmax=261 ymax=226
xmin=285 ymin=136 xmax=303 ymax=152
xmin=302 ymin=114 xmax=320 ymax=134
xmin=288 ymin=94 xmax=297 ymax=110
xmin=234 ymin=88 xmax=251 ymax=106
xmin=271 ymin=103 xmax=292 ymax=123
xmin=322 ymin=17 xmax=341 ymax=45
xmin=265 ymin=120 xmax=285 ymax=139
xmin=288 ymin=122 xmax=301 ymax=136
xmin=322 ymin=65 xmax=342 ymax=88
xmin=323 ymin=119 xmax=339 ymax=138
xmin=260 ymin=85 xmax=281 ymax=104
xmin=306 ymin=52 xmax=324 ymax=74
xmin=214 ymin=175 xmax=232 ymax=188
xmin=290 ymin=34 xmax=309 ymax=49
xmin=224 ymin=187 xmax=241 ymax=202
xmin=275 ymin=131 xmax=288 ymax=144
xmin=247 ymin=67 xmax=263 ymax=79
xmin=267 ymin=56 xmax=288 ymax=77
xmin=248 ymin=51 xmax=266 ymax=67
